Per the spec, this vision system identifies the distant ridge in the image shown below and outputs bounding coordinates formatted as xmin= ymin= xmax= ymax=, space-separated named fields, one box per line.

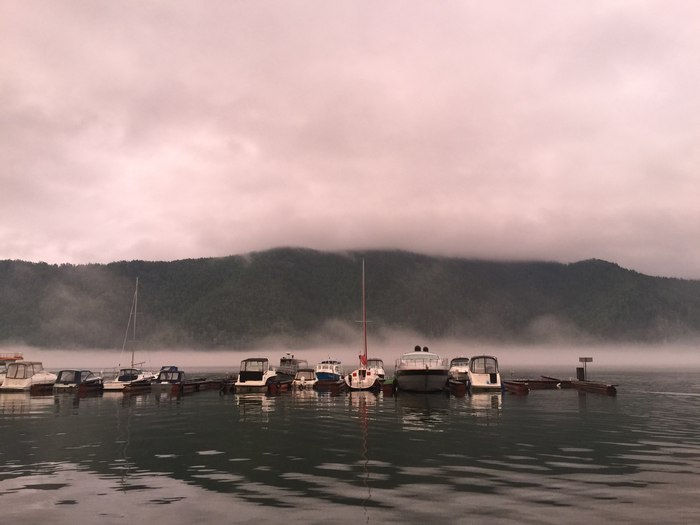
xmin=1 ymin=248 xmax=699 ymax=348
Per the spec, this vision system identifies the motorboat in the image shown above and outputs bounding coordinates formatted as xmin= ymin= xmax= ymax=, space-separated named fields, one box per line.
xmin=0 ymin=352 xmax=24 ymax=386
xmin=0 ymin=361 xmax=57 ymax=392
xmin=366 ymin=358 xmax=386 ymax=384
xmin=151 ymin=366 xmax=216 ymax=395
xmin=315 ymin=359 xmax=344 ymax=381
xmin=394 ymin=346 xmax=450 ymax=392
xmin=467 ymin=355 xmax=502 ymax=392
xmin=292 ymin=367 xmax=317 ymax=390
xmin=275 ymin=353 xmax=309 ymax=382
xmin=53 ymin=369 xmax=104 ymax=394
xmin=235 ymin=358 xmax=281 ymax=393
xmin=103 ymin=367 xmax=156 ymax=392
xmin=448 ymin=357 xmax=470 ymax=383
xmin=346 ymin=260 xmax=381 ymax=391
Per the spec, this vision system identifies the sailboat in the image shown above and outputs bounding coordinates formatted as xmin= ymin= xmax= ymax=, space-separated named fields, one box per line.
xmin=345 ymin=260 xmax=381 ymax=391
xmin=103 ymin=277 xmax=156 ymax=392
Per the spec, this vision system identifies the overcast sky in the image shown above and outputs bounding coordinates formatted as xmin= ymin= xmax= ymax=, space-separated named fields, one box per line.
xmin=2 ymin=1 xmax=700 ymax=279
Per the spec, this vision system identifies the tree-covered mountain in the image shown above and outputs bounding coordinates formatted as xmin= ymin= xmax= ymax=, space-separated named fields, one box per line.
xmin=1 ymin=248 xmax=699 ymax=349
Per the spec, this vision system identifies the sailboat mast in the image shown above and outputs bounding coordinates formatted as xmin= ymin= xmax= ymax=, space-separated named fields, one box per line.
xmin=132 ymin=277 xmax=138 ymax=367
xmin=362 ymin=260 xmax=367 ymax=361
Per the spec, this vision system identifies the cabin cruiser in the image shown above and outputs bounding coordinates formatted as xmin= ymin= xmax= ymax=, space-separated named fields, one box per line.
xmin=53 ymin=370 xmax=104 ymax=393
xmin=292 ymin=367 xmax=317 ymax=390
xmin=366 ymin=358 xmax=386 ymax=383
xmin=395 ymin=346 xmax=450 ymax=392
xmin=448 ymin=357 xmax=470 ymax=383
xmin=467 ymin=355 xmax=502 ymax=392
xmin=275 ymin=353 xmax=309 ymax=382
xmin=0 ymin=361 xmax=57 ymax=392
xmin=103 ymin=367 xmax=156 ymax=391
xmin=235 ymin=358 xmax=280 ymax=393
xmin=315 ymin=359 xmax=344 ymax=381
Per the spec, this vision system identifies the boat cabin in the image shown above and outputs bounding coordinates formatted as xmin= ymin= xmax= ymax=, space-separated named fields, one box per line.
xmin=117 ymin=368 xmax=143 ymax=382
xmin=6 ymin=361 xmax=44 ymax=380
xmin=55 ymin=370 xmax=99 ymax=385
xmin=239 ymin=358 xmax=270 ymax=382
xmin=157 ymin=369 xmax=185 ymax=383
xmin=470 ymin=355 xmax=500 ymax=383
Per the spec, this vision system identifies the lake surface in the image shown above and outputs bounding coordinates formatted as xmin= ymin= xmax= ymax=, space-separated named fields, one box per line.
xmin=2 ymin=369 xmax=700 ymax=524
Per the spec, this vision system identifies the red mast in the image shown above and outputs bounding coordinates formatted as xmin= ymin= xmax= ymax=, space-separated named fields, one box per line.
xmin=361 ymin=259 xmax=368 ymax=367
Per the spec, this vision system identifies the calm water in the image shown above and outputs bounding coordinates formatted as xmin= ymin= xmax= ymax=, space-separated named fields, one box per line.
xmin=2 ymin=369 xmax=700 ymax=524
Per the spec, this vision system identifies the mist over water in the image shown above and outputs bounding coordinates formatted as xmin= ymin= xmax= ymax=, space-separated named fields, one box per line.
xmin=4 ymin=338 xmax=700 ymax=374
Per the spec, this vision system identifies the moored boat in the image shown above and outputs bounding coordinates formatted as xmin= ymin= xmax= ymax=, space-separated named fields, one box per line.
xmin=292 ymin=367 xmax=317 ymax=390
xmin=152 ymin=366 xmax=217 ymax=395
xmin=0 ymin=361 xmax=57 ymax=393
xmin=467 ymin=355 xmax=502 ymax=393
xmin=53 ymin=369 xmax=104 ymax=394
xmin=366 ymin=358 xmax=386 ymax=384
xmin=315 ymin=359 xmax=344 ymax=381
xmin=448 ymin=357 xmax=470 ymax=383
xmin=234 ymin=358 xmax=282 ymax=393
xmin=395 ymin=346 xmax=450 ymax=392
xmin=275 ymin=353 xmax=309 ymax=382
xmin=103 ymin=277 xmax=156 ymax=392
xmin=345 ymin=260 xmax=381 ymax=392
xmin=103 ymin=367 xmax=155 ymax=392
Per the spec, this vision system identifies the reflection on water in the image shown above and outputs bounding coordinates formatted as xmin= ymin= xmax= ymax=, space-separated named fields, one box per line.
xmin=2 ymin=371 xmax=700 ymax=523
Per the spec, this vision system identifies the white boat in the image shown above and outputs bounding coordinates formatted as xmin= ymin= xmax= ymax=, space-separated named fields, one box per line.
xmin=0 ymin=361 xmax=57 ymax=392
xmin=467 ymin=355 xmax=502 ymax=392
xmin=292 ymin=367 xmax=317 ymax=390
xmin=448 ymin=357 xmax=470 ymax=383
xmin=0 ymin=352 xmax=24 ymax=386
xmin=395 ymin=346 xmax=450 ymax=392
xmin=103 ymin=277 xmax=155 ymax=392
xmin=315 ymin=359 xmax=344 ymax=381
xmin=234 ymin=357 xmax=280 ymax=393
xmin=345 ymin=260 xmax=381 ymax=391
xmin=53 ymin=369 xmax=104 ymax=393
xmin=366 ymin=358 xmax=386 ymax=384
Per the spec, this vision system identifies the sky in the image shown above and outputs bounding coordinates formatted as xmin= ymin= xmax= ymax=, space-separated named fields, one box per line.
xmin=2 ymin=1 xmax=700 ymax=279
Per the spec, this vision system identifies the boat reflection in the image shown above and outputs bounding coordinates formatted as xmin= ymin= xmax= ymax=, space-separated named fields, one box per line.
xmin=396 ymin=392 xmax=450 ymax=432
xmin=466 ymin=392 xmax=502 ymax=422
xmin=235 ymin=393 xmax=277 ymax=422
xmin=0 ymin=392 xmax=54 ymax=416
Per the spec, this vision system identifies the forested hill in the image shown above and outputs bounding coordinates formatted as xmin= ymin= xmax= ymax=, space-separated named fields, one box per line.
xmin=1 ymin=248 xmax=699 ymax=349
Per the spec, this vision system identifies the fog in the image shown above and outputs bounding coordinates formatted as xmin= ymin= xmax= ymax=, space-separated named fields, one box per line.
xmin=4 ymin=337 xmax=700 ymax=377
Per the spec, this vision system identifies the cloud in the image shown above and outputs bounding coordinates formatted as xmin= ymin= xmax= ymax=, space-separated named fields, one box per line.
xmin=1 ymin=1 xmax=700 ymax=278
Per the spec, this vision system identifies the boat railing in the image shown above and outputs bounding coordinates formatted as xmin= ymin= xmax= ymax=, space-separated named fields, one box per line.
xmin=396 ymin=358 xmax=449 ymax=369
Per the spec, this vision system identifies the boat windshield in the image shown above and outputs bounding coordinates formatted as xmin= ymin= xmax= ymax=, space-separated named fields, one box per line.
xmin=57 ymin=370 xmax=79 ymax=383
xmin=367 ymin=359 xmax=383 ymax=368
xmin=451 ymin=358 xmax=469 ymax=367
xmin=7 ymin=363 xmax=34 ymax=379
xmin=470 ymin=357 xmax=498 ymax=374
xmin=241 ymin=360 xmax=268 ymax=373
xmin=296 ymin=370 xmax=316 ymax=380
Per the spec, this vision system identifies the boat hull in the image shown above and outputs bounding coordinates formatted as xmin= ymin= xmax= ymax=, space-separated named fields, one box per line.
xmin=395 ymin=370 xmax=449 ymax=392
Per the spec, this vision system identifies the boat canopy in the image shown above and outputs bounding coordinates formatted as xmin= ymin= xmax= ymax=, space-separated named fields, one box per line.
xmin=6 ymin=362 xmax=43 ymax=379
xmin=117 ymin=368 xmax=142 ymax=381
xmin=56 ymin=370 xmax=95 ymax=384
xmin=240 ymin=358 xmax=269 ymax=372
xmin=470 ymin=356 xmax=499 ymax=374
xmin=450 ymin=357 xmax=470 ymax=366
